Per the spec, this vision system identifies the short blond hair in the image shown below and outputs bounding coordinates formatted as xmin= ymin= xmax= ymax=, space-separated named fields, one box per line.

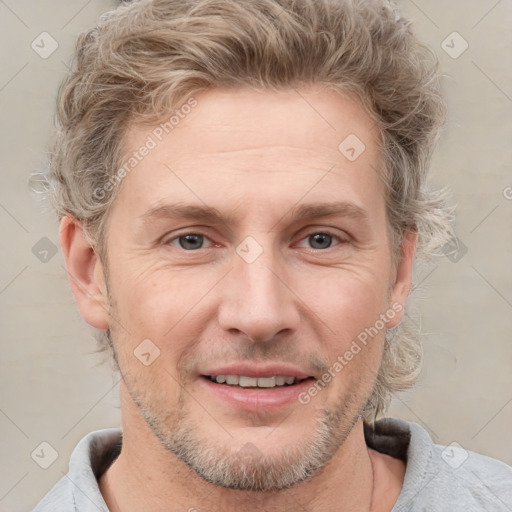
xmin=42 ymin=0 xmax=454 ymax=421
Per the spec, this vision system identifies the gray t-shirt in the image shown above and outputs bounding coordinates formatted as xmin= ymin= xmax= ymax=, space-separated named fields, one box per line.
xmin=32 ymin=417 xmax=512 ymax=511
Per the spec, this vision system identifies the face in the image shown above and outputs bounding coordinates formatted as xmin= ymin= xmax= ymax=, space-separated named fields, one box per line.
xmin=93 ymin=87 xmax=411 ymax=491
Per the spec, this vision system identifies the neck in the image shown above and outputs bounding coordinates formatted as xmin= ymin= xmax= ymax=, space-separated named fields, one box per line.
xmin=99 ymin=385 xmax=404 ymax=512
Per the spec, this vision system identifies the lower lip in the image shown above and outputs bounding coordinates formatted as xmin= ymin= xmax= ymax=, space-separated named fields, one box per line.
xmin=199 ymin=376 xmax=315 ymax=413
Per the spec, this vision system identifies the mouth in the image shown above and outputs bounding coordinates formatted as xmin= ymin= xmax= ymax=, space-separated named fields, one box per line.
xmin=202 ymin=374 xmax=312 ymax=388
xmin=199 ymin=374 xmax=316 ymax=412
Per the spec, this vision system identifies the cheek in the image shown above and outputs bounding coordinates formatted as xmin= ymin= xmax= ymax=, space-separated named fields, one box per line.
xmin=112 ymin=262 xmax=206 ymax=329
xmin=108 ymin=263 xmax=217 ymax=375
xmin=296 ymin=267 xmax=390 ymax=334
xmin=294 ymin=268 xmax=391 ymax=387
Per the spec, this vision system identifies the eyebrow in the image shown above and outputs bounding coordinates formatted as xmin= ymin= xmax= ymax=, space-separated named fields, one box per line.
xmin=138 ymin=202 xmax=238 ymax=239
xmin=287 ymin=201 xmax=369 ymax=224
xmin=140 ymin=203 xmax=234 ymax=226
xmin=139 ymin=200 xmax=370 ymax=229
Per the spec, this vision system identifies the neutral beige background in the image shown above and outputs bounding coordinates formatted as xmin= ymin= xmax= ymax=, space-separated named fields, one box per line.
xmin=0 ymin=1 xmax=511 ymax=510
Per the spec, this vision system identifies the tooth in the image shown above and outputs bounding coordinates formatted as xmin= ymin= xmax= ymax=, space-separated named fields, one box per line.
xmin=226 ymin=375 xmax=239 ymax=385
xmin=257 ymin=376 xmax=276 ymax=388
xmin=239 ymin=376 xmax=258 ymax=387
xmin=215 ymin=375 xmax=300 ymax=387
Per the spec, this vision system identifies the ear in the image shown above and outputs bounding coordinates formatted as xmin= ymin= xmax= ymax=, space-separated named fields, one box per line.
xmin=59 ymin=216 xmax=109 ymax=330
xmin=386 ymin=230 xmax=417 ymax=329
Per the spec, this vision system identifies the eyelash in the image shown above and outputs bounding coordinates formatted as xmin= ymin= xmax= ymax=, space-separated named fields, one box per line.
xmin=164 ymin=229 xmax=348 ymax=251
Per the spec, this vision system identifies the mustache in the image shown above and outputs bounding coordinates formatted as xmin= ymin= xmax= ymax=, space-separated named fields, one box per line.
xmin=178 ymin=339 xmax=329 ymax=379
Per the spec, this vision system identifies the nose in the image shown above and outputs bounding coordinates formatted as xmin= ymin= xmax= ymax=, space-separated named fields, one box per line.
xmin=217 ymin=246 xmax=301 ymax=343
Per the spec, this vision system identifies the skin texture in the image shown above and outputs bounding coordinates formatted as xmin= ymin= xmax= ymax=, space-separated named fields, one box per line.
xmin=60 ymin=87 xmax=415 ymax=512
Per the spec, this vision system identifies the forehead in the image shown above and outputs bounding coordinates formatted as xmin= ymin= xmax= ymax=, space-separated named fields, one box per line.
xmin=125 ymin=86 xmax=379 ymax=158
xmin=115 ymin=87 xmax=383 ymax=220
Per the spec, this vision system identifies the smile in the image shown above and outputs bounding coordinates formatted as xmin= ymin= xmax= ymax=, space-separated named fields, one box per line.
xmin=205 ymin=375 xmax=311 ymax=388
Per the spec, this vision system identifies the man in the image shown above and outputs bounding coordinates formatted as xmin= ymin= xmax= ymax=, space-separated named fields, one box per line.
xmin=33 ymin=0 xmax=511 ymax=510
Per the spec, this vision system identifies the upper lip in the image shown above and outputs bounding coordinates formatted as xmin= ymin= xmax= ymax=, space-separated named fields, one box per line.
xmin=199 ymin=363 xmax=314 ymax=380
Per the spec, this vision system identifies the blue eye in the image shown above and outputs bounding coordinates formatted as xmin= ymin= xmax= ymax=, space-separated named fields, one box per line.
xmin=307 ymin=232 xmax=334 ymax=249
xmin=295 ymin=231 xmax=343 ymax=250
xmin=165 ymin=230 xmax=344 ymax=252
xmin=168 ymin=233 xmax=209 ymax=250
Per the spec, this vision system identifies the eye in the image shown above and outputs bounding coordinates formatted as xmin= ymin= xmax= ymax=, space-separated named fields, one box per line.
xmin=166 ymin=233 xmax=213 ymax=250
xmin=296 ymin=231 xmax=345 ymax=250
xmin=307 ymin=232 xmax=334 ymax=250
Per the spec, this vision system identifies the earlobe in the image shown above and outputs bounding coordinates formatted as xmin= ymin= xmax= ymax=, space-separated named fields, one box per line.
xmin=386 ymin=230 xmax=417 ymax=329
xmin=59 ymin=216 xmax=109 ymax=330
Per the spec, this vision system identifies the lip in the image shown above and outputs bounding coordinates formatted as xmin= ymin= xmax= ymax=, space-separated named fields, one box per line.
xmin=199 ymin=363 xmax=314 ymax=380
xmin=198 ymin=375 xmax=315 ymax=413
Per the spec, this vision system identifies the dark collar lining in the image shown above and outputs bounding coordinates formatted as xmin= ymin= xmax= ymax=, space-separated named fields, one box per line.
xmin=364 ymin=417 xmax=411 ymax=461
xmin=90 ymin=434 xmax=123 ymax=481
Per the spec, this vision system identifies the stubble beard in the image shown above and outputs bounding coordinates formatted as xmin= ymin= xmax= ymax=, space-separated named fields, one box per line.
xmin=123 ymin=371 xmax=368 ymax=492
xmin=105 ymin=280 xmax=374 ymax=493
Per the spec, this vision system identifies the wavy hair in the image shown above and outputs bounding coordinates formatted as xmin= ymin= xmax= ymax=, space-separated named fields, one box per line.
xmin=40 ymin=0 xmax=454 ymax=421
